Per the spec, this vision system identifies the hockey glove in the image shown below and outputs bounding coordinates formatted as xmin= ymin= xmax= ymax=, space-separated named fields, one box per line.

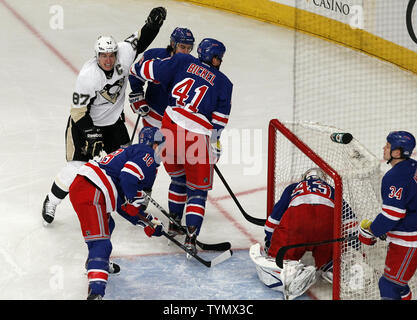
xmin=82 ymin=127 xmax=104 ymax=158
xmin=121 ymin=191 xmax=147 ymax=216
xmin=358 ymin=219 xmax=377 ymax=246
xmin=145 ymin=7 xmax=167 ymax=30
xmin=143 ymin=215 xmax=163 ymax=237
xmin=210 ymin=139 xmax=222 ymax=164
xmin=129 ymin=92 xmax=150 ymax=116
xmin=136 ymin=212 xmax=163 ymax=237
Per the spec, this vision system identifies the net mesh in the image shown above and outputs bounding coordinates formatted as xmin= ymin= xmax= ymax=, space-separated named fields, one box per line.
xmin=292 ymin=0 xmax=417 ymax=161
xmin=269 ymin=120 xmax=417 ymax=300
xmin=287 ymin=1 xmax=417 ymax=299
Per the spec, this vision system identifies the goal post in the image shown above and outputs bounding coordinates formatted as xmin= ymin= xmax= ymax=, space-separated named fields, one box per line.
xmin=267 ymin=118 xmax=388 ymax=300
xmin=267 ymin=118 xmax=343 ymax=299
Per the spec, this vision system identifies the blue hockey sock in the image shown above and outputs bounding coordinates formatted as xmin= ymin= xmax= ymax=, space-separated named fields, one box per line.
xmin=185 ymin=187 xmax=207 ymax=235
xmin=379 ymin=275 xmax=411 ymax=300
xmin=168 ymin=175 xmax=187 ymax=219
xmin=86 ymin=239 xmax=113 ymax=297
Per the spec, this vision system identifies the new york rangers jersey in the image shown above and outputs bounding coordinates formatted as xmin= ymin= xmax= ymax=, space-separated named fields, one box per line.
xmin=371 ymin=159 xmax=417 ymax=247
xmin=129 ymin=48 xmax=171 ymax=128
xmin=138 ymin=53 xmax=233 ymax=138
xmin=265 ymin=177 xmax=335 ymax=241
xmin=264 ymin=177 xmax=357 ymax=244
xmin=71 ymin=38 xmax=138 ymax=127
xmin=77 ymin=143 xmax=159 ymax=213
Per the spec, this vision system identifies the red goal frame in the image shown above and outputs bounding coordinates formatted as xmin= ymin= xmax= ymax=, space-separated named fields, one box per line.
xmin=267 ymin=119 xmax=343 ymax=300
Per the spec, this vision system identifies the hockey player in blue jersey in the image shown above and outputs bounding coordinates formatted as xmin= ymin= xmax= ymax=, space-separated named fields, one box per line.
xmin=129 ymin=27 xmax=195 ymax=128
xmin=359 ymin=130 xmax=417 ymax=300
xmin=128 ymin=27 xmax=195 ymax=219
xmin=68 ymin=127 xmax=165 ymax=300
xmin=137 ymin=38 xmax=233 ymax=254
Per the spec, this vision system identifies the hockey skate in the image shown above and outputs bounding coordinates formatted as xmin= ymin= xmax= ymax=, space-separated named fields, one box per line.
xmin=109 ymin=261 xmax=120 ymax=275
xmin=86 ymin=293 xmax=103 ymax=300
xmin=184 ymin=226 xmax=197 ymax=257
xmin=42 ymin=195 xmax=57 ymax=226
xmin=167 ymin=213 xmax=185 ymax=237
xmin=84 ymin=260 xmax=120 ymax=275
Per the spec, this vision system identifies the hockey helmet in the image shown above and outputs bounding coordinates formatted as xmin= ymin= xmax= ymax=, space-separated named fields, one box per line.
xmin=94 ymin=36 xmax=118 ymax=59
xmin=170 ymin=27 xmax=195 ymax=50
xmin=386 ymin=131 xmax=416 ymax=158
xmin=197 ymin=38 xmax=226 ymax=64
xmin=138 ymin=127 xmax=165 ymax=147
xmin=302 ymin=167 xmax=326 ymax=181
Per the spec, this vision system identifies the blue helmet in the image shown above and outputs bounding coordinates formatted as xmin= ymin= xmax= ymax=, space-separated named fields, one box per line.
xmin=138 ymin=127 xmax=165 ymax=147
xmin=387 ymin=131 xmax=416 ymax=158
xmin=197 ymin=38 xmax=226 ymax=64
xmin=170 ymin=27 xmax=195 ymax=48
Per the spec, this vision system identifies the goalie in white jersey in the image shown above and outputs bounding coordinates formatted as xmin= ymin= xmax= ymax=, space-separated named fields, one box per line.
xmin=41 ymin=7 xmax=167 ymax=225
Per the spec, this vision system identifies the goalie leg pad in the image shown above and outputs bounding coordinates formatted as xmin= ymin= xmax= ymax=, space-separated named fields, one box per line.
xmin=249 ymin=243 xmax=317 ymax=300
xmin=286 ymin=264 xmax=316 ymax=300
xmin=249 ymin=243 xmax=285 ymax=294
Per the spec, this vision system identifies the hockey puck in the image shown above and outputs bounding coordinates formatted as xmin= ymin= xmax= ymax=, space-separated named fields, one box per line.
xmin=330 ymin=132 xmax=353 ymax=144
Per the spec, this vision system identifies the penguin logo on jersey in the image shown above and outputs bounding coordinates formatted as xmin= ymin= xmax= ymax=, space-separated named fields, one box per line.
xmin=99 ymin=78 xmax=125 ymax=104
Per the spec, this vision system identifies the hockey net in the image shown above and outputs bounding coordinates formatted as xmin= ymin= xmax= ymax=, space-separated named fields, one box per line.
xmin=266 ymin=119 xmax=417 ymax=300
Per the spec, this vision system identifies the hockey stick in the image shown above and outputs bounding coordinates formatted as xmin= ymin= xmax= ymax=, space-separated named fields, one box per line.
xmin=161 ymin=230 xmax=233 ymax=268
xmin=135 ymin=212 xmax=232 ymax=268
xmin=275 ymin=235 xmax=358 ymax=268
xmin=213 ymin=164 xmax=266 ymax=226
xmin=129 ymin=114 xmax=141 ymax=145
xmin=145 ymin=194 xmax=232 ymax=251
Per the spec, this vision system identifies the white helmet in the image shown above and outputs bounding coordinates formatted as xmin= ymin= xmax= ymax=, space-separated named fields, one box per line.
xmin=94 ymin=36 xmax=118 ymax=59
xmin=302 ymin=167 xmax=326 ymax=181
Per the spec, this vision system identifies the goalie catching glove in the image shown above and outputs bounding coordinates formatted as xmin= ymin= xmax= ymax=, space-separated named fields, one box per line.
xmin=129 ymin=92 xmax=150 ymax=116
xmin=358 ymin=219 xmax=376 ymax=246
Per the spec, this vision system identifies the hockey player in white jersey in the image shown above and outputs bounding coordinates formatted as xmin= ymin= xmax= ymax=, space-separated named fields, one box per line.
xmin=41 ymin=7 xmax=167 ymax=225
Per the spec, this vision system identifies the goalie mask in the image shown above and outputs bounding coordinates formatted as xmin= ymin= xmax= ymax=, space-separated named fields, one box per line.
xmin=302 ymin=167 xmax=327 ymax=181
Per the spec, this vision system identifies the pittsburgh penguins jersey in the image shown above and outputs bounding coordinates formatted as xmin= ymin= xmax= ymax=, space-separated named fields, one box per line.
xmin=371 ymin=158 xmax=417 ymax=247
xmin=70 ymin=40 xmax=137 ymax=127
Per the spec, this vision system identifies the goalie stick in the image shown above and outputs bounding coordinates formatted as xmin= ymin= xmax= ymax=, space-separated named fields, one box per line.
xmin=145 ymin=194 xmax=232 ymax=252
xmin=214 ymin=164 xmax=266 ymax=226
xmin=275 ymin=235 xmax=358 ymax=268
